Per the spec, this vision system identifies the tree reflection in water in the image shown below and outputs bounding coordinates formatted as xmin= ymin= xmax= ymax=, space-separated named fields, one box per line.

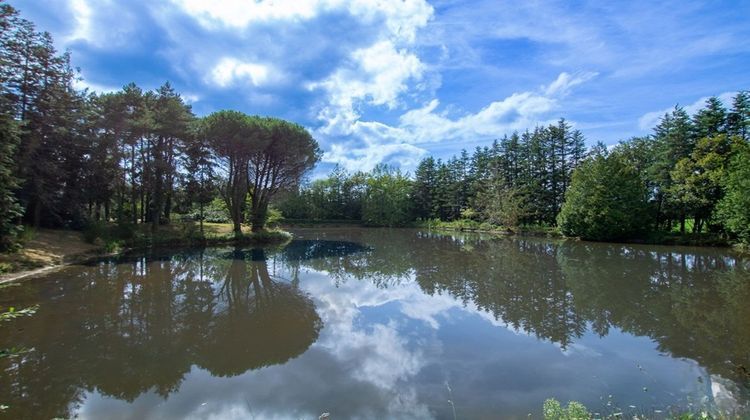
xmin=0 ymin=246 xmax=325 ymax=419
xmin=291 ymin=229 xmax=750 ymax=406
xmin=0 ymin=231 xmax=748 ymax=417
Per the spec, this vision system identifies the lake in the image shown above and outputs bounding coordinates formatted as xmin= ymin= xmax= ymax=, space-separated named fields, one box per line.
xmin=1 ymin=228 xmax=748 ymax=419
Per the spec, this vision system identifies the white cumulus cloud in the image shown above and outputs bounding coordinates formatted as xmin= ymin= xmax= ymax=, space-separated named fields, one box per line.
xmin=311 ymin=41 xmax=426 ymax=135
xmin=208 ymin=57 xmax=278 ymax=87
xmin=318 ymin=72 xmax=593 ymax=172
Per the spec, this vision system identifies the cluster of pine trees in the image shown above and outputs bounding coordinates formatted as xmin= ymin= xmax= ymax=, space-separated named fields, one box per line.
xmin=0 ymin=3 xmax=319 ymax=250
xmin=280 ymin=96 xmax=750 ymax=243
xmin=559 ymin=95 xmax=750 ymax=241
xmin=279 ymin=119 xmax=586 ymax=227
xmin=411 ymin=119 xmax=586 ymax=226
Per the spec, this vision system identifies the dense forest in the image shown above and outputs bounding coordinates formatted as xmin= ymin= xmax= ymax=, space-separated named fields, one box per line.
xmin=0 ymin=2 xmax=319 ymax=250
xmin=1 ymin=1 xmax=749 ymax=249
xmin=279 ymin=97 xmax=750 ymax=243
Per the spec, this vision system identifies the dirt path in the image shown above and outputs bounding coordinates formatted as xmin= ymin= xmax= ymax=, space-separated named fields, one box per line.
xmin=0 ymin=223 xmax=271 ymax=283
xmin=0 ymin=229 xmax=103 ymax=283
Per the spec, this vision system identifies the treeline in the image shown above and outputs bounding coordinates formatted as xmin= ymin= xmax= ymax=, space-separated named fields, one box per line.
xmin=0 ymin=3 xmax=319 ymax=250
xmin=280 ymin=96 xmax=750 ymax=243
xmin=280 ymin=119 xmax=585 ymax=227
xmin=559 ymin=96 xmax=750 ymax=241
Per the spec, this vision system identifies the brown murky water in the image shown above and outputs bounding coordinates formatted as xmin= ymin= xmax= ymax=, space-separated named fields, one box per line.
xmin=1 ymin=228 xmax=748 ymax=419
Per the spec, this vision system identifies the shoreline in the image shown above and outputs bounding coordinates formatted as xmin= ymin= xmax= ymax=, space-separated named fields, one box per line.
xmin=412 ymin=222 xmax=736 ymax=248
xmin=0 ymin=229 xmax=292 ymax=284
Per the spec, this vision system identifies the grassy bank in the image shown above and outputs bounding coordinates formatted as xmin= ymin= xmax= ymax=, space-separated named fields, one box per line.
xmin=413 ymin=218 xmax=738 ymax=248
xmin=281 ymin=218 xmax=364 ymax=228
xmin=414 ymin=219 xmax=563 ymax=237
xmin=0 ymin=222 xmax=291 ymax=278
xmin=82 ymin=221 xmax=291 ymax=252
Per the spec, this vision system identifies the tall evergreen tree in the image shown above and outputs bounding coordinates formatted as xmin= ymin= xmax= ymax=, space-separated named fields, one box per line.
xmin=718 ymin=141 xmax=750 ymax=244
xmin=727 ymin=91 xmax=750 ymax=141
xmin=693 ymin=97 xmax=727 ymax=139
xmin=147 ymin=82 xmax=193 ymax=230
xmin=412 ymin=157 xmax=438 ymax=220
xmin=0 ymin=111 xmax=21 ymax=250
xmin=183 ymin=123 xmax=215 ymax=235
xmin=649 ymin=106 xmax=695 ymax=230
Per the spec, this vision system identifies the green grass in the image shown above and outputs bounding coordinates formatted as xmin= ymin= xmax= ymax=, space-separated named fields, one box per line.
xmin=414 ymin=218 xmax=563 ymax=237
xmin=0 ymin=262 xmax=11 ymax=275
xmin=413 ymin=218 xmax=735 ymax=247
xmin=642 ymin=231 xmax=729 ymax=247
xmin=541 ymin=398 xmax=741 ymax=420
xmin=82 ymin=220 xmax=292 ymax=252
xmin=281 ymin=218 xmax=364 ymax=227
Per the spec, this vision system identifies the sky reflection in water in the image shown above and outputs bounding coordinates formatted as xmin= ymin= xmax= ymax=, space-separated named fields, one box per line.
xmin=1 ymin=228 xmax=748 ymax=419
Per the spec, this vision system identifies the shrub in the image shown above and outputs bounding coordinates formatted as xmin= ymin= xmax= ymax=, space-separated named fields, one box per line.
xmin=542 ymin=398 xmax=590 ymax=420
xmin=558 ymin=151 xmax=649 ymax=241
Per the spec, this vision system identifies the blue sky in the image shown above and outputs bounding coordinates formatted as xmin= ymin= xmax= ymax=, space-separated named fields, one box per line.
xmin=13 ymin=0 xmax=750 ymax=175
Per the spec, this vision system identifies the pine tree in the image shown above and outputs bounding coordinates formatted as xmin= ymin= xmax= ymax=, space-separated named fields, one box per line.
xmin=693 ymin=97 xmax=727 ymax=139
xmin=669 ymin=134 xmax=734 ymax=233
xmin=718 ymin=141 xmax=750 ymax=243
xmin=183 ymin=124 xmax=215 ymax=235
xmin=0 ymin=111 xmax=22 ymax=250
xmin=412 ymin=157 xmax=438 ymax=220
xmin=727 ymin=91 xmax=750 ymax=141
xmin=649 ymin=106 xmax=695 ymax=230
xmin=148 ymin=82 xmax=193 ymax=230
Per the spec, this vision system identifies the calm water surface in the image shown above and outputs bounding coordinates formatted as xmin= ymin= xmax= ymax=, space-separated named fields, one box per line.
xmin=1 ymin=228 xmax=749 ymax=419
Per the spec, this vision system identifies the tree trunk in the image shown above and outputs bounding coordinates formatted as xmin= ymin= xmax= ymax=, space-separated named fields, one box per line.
xmin=250 ymin=197 xmax=267 ymax=232
xmin=680 ymin=211 xmax=686 ymax=235
xmin=32 ymin=200 xmax=41 ymax=228
xmin=131 ymin=145 xmax=138 ymax=224
xmin=163 ymin=194 xmax=171 ymax=224
xmin=199 ymin=199 xmax=204 ymax=237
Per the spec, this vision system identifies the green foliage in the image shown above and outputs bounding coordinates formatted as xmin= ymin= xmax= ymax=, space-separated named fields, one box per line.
xmin=668 ymin=134 xmax=735 ymax=232
xmin=0 ymin=304 xmax=38 ymax=361
xmin=191 ymin=198 xmax=231 ymax=223
xmin=558 ymin=151 xmax=650 ymax=241
xmin=1 ymin=2 xmax=749 ymax=247
xmin=0 ymin=305 xmax=38 ymax=322
xmin=718 ymin=142 xmax=750 ymax=243
xmin=202 ymin=112 xmax=320 ymax=233
xmin=265 ymin=206 xmax=284 ymax=228
xmin=693 ymin=97 xmax=727 ymax=139
xmin=277 ymin=167 xmax=366 ymax=221
xmin=542 ymin=399 xmax=590 ymax=420
xmin=419 ymin=218 xmax=490 ymax=232
xmin=412 ymin=157 xmax=439 ymax=220
xmin=0 ymin=109 xmax=22 ymax=251
xmin=361 ymin=165 xmax=413 ymax=227
xmin=82 ymin=221 xmax=106 ymax=244
xmin=727 ymin=91 xmax=750 ymax=140
xmin=474 ymin=185 xmax=528 ymax=229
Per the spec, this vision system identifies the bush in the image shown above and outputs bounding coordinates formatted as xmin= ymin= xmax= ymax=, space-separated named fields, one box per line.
xmin=82 ymin=221 xmax=107 ymax=244
xmin=265 ymin=206 xmax=284 ymax=228
xmin=542 ymin=398 xmax=590 ymax=420
xmin=186 ymin=198 xmax=231 ymax=224
xmin=558 ymin=151 xmax=649 ymax=241
xmin=474 ymin=185 xmax=528 ymax=230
